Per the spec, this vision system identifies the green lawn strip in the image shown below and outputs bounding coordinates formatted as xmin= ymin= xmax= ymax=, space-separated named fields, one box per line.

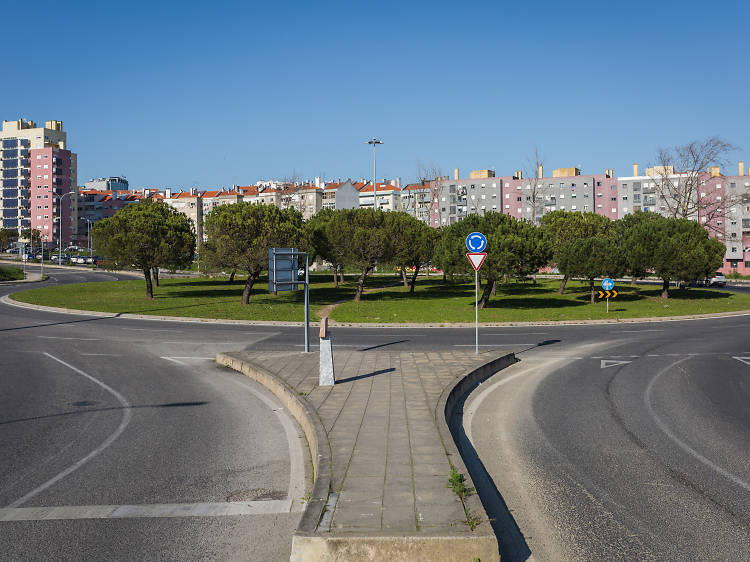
xmin=329 ymin=278 xmax=750 ymax=323
xmin=0 ymin=266 xmax=24 ymax=281
xmin=9 ymin=274 xmax=402 ymax=322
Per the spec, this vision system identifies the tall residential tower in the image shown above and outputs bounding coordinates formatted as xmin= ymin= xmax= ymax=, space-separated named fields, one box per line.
xmin=0 ymin=119 xmax=77 ymax=247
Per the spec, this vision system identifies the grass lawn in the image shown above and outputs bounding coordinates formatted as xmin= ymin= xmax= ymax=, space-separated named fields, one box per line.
xmin=0 ymin=266 xmax=24 ymax=281
xmin=11 ymin=275 xmax=750 ymax=323
xmin=9 ymin=273 xmax=395 ymax=322
xmin=329 ymin=278 xmax=750 ymax=323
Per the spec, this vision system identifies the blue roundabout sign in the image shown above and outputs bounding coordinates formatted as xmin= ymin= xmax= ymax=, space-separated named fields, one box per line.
xmin=465 ymin=232 xmax=487 ymax=253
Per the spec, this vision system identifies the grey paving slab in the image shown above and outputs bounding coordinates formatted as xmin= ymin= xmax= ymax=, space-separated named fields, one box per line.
xmin=224 ymin=349 xmax=500 ymax=538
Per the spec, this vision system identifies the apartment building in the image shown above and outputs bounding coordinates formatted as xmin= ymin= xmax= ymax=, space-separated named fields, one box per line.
xmin=1 ymin=119 xmax=77 ymax=246
xmin=359 ymin=181 xmax=401 ymax=211
xmin=201 ymin=189 xmax=243 ymax=217
xmin=163 ymin=190 xmax=203 ymax=242
xmin=401 ymin=182 xmax=432 ymax=224
xmin=501 ymin=167 xmax=619 ymax=222
xmin=432 ymin=166 xmax=618 ymax=227
xmin=432 ymin=169 xmax=503 ymax=226
xmin=85 ymin=176 xmax=129 ymax=191
xmin=291 ymin=185 xmax=323 ymax=219
xmin=322 ymin=180 xmax=360 ymax=210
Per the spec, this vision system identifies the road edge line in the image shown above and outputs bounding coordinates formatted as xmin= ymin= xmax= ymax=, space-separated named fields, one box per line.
xmin=214 ymin=352 xmax=331 ymax=537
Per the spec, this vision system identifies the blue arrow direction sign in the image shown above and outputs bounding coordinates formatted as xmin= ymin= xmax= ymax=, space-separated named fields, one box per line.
xmin=602 ymin=277 xmax=615 ymax=291
xmin=466 ymin=232 xmax=487 ymax=253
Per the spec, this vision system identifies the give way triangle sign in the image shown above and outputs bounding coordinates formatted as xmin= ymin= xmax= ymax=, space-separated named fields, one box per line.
xmin=466 ymin=252 xmax=487 ymax=271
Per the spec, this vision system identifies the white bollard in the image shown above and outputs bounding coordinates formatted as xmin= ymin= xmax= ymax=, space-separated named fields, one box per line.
xmin=319 ymin=317 xmax=335 ymax=386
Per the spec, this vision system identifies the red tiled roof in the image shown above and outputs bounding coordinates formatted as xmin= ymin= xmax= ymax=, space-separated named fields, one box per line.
xmin=358 ymin=182 xmax=401 ymax=193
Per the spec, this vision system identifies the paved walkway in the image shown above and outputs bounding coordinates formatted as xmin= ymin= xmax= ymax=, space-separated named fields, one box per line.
xmin=219 ymin=349 xmax=514 ymax=560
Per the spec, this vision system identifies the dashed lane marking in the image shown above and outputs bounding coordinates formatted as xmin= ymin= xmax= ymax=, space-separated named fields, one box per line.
xmin=37 ymin=336 xmax=101 ymax=341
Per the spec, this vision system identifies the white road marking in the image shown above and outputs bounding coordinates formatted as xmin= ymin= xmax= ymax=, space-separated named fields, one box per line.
xmin=601 ymin=359 xmax=633 ymax=369
xmin=732 ymin=356 xmax=750 ymax=366
xmin=0 ymin=500 xmax=299 ymax=521
xmin=464 ymin=361 xmax=571 ymax=444
xmin=8 ymin=354 xmax=132 ymax=508
xmin=454 ymin=343 xmax=535 ymax=347
xmin=121 ymin=327 xmax=176 ymax=332
xmin=162 ymin=341 xmax=241 ymax=345
xmin=645 ymin=357 xmax=750 ymax=493
xmin=224 ymin=377 xmax=307 ymax=504
xmin=482 ymin=332 xmax=549 ymax=336
xmin=37 ymin=336 xmax=101 ymax=341
xmin=161 ymin=356 xmax=189 ymax=366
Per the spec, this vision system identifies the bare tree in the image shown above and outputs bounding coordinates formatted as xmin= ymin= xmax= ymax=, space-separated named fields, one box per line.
xmin=648 ymin=137 xmax=739 ymax=234
xmin=416 ymin=160 xmax=444 ymax=228
xmin=523 ymin=145 xmax=548 ymax=223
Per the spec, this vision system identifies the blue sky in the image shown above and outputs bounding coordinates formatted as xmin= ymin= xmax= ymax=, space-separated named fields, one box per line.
xmin=3 ymin=0 xmax=748 ymax=188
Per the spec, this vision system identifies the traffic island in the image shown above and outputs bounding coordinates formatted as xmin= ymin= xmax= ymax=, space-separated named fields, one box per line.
xmin=216 ymin=349 xmax=516 ymax=562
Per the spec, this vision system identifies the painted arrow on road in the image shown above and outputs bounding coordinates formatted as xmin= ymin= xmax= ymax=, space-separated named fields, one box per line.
xmin=597 ymin=290 xmax=618 ymax=299
xmin=601 ymin=359 xmax=632 ymax=369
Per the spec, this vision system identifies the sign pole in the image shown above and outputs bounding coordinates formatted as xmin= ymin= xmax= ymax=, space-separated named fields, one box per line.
xmin=475 ymin=268 xmax=478 ymax=354
xmin=607 ymin=297 xmax=609 ymax=314
xmin=304 ymin=253 xmax=310 ymax=353
xmin=465 ymin=232 xmax=487 ymax=356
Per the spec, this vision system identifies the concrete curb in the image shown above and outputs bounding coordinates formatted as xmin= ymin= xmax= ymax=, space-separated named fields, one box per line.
xmin=0 ymin=274 xmax=43 ymax=286
xmin=217 ymin=350 xmax=517 ymax=561
xmin=435 ymin=351 xmax=517 ymax=540
xmin=214 ymin=352 xmax=332 ymax=538
xmin=5 ymin=292 xmax=750 ymax=328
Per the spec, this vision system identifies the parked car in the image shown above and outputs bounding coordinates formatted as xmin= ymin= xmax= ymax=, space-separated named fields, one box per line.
xmin=709 ymin=272 xmax=727 ymax=287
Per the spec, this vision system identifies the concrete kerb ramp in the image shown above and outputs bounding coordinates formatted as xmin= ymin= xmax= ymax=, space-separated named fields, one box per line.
xmin=217 ymin=350 xmax=517 ymax=561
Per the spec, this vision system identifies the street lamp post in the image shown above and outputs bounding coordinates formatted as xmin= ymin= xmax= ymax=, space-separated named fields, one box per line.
xmin=366 ymin=138 xmax=383 ymax=210
xmin=79 ymin=217 xmax=92 ymax=260
xmin=52 ymin=191 xmax=74 ymax=266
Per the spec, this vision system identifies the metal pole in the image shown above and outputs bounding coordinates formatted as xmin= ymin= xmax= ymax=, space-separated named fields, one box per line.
xmin=373 ymin=143 xmax=377 ymax=211
xmin=304 ymin=253 xmax=310 ymax=353
xmin=607 ymin=297 xmax=609 ymax=314
xmin=58 ymin=219 xmax=62 ymax=266
xmin=475 ymin=269 xmax=479 ymax=354
xmin=40 ymin=235 xmax=44 ymax=279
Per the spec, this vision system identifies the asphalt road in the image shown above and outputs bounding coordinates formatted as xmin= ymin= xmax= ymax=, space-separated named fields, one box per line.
xmin=464 ymin=321 xmax=750 ymax=560
xmin=2 ymin=265 xmax=749 ymax=560
xmin=0 ymin=266 xmax=308 ymax=561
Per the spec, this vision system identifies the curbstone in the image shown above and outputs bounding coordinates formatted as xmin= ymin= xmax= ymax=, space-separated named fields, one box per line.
xmin=6 ymin=292 xmax=750 ymax=328
xmin=435 ymin=352 xmax=518 ymax=545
